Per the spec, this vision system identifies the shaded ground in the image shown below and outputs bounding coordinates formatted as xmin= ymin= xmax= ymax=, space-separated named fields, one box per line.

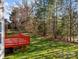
xmin=5 ymin=35 xmax=78 ymax=59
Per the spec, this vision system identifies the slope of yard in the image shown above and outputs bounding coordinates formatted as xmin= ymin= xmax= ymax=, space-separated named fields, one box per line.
xmin=5 ymin=35 xmax=78 ymax=59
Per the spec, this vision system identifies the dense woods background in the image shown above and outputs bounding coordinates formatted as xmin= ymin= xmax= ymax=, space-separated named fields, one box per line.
xmin=6 ymin=0 xmax=78 ymax=42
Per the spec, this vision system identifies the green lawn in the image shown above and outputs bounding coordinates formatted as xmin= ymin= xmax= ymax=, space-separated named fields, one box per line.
xmin=5 ymin=35 xmax=78 ymax=59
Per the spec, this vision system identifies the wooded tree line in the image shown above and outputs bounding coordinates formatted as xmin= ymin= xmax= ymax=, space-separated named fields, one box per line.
xmin=7 ymin=0 xmax=78 ymax=41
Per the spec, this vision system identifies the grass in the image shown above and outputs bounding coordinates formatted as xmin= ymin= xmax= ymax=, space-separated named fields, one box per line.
xmin=5 ymin=35 xmax=78 ymax=59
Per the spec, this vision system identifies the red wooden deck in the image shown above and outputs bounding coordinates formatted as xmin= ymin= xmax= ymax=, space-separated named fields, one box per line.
xmin=5 ymin=33 xmax=30 ymax=48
